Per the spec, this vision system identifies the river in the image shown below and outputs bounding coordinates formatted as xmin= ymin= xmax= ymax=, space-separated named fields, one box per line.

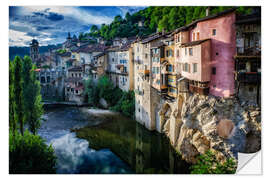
xmin=38 ymin=107 xmax=190 ymax=174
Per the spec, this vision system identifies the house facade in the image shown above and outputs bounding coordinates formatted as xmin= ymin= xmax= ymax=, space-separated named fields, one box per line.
xmin=234 ymin=9 xmax=261 ymax=105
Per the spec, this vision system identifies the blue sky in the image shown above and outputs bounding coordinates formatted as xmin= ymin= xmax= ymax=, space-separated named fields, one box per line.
xmin=9 ymin=6 xmax=145 ymax=47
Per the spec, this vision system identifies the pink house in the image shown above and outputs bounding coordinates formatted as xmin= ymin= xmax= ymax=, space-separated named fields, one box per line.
xmin=174 ymin=9 xmax=236 ymax=97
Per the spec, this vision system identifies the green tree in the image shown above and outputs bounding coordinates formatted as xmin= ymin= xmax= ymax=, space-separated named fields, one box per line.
xmin=190 ymin=150 xmax=237 ymax=174
xmin=9 ymin=61 xmax=16 ymax=135
xmin=84 ymin=77 xmax=99 ymax=107
xmin=13 ymin=56 xmax=24 ymax=135
xmin=158 ymin=15 xmax=169 ymax=32
xmin=9 ymin=130 xmax=57 ymax=174
xmin=22 ymin=56 xmax=43 ymax=134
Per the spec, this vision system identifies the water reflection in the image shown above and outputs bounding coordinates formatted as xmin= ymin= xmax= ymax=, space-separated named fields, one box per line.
xmin=40 ymin=107 xmax=190 ymax=174
xmin=50 ymin=133 xmax=132 ymax=174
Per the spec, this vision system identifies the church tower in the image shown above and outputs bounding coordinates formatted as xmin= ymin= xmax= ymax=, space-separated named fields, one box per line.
xmin=30 ymin=39 xmax=39 ymax=63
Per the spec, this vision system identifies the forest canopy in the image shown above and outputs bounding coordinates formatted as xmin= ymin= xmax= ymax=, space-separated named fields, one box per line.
xmin=82 ymin=6 xmax=252 ymax=41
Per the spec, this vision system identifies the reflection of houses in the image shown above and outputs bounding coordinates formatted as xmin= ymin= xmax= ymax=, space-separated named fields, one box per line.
xmin=234 ymin=9 xmax=261 ymax=105
xmin=65 ymin=66 xmax=84 ymax=103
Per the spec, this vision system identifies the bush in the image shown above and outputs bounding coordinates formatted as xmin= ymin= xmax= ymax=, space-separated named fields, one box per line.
xmin=190 ymin=150 xmax=236 ymax=174
xmin=111 ymin=91 xmax=135 ymax=118
xmin=84 ymin=75 xmax=135 ymax=118
xmin=9 ymin=131 xmax=57 ymax=174
xmin=84 ymin=78 xmax=99 ymax=106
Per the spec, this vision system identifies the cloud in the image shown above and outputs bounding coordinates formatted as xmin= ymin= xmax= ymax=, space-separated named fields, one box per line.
xmin=9 ymin=6 xmax=145 ymax=47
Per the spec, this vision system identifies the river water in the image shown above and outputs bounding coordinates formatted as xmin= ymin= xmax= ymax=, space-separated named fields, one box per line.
xmin=38 ymin=107 xmax=190 ymax=174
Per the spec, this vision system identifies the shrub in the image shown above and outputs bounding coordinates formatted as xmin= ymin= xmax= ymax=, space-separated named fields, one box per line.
xmin=9 ymin=131 xmax=57 ymax=174
xmin=190 ymin=150 xmax=236 ymax=174
xmin=111 ymin=91 xmax=135 ymax=118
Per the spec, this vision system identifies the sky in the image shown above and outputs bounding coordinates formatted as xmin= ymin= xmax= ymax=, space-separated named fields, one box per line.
xmin=9 ymin=6 xmax=145 ymax=47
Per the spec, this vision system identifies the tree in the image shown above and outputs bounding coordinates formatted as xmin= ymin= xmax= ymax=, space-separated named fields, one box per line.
xmin=158 ymin=15 xmax=169 ymax=32
xmin=190 ymin=150 xmax=237 ymax=174
xmin=9 ymin=130 xmax=57 ymax=174
xmin=9 ymin=61 xmax=16 ymax=135
xmin=90 ymin=25 xmax=98 ymax=33
xmin=84 ymin=78 xmax=99 ymax=107
xmin=13 ymin=56 xmax=24 ymax=135
xmin=22 ymin=56 xmax=43 ymax=134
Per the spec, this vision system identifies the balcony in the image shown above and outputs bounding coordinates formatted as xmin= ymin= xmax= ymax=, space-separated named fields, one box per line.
xmin=236 ymin=72 xmax=261 ymax=83
xmin=161 ymin=85 xmax=168 ymax=89
xmin=139 ymin=69 xmax=150 ymax=75
xmin=189 ymin=84 xmax=209 ymax=95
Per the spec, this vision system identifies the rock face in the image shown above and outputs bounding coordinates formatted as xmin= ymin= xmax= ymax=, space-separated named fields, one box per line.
xmin=99 ymin=98 xmax=109 ymax=109
xmin=160 ymin=94 xmax=261 ymax=164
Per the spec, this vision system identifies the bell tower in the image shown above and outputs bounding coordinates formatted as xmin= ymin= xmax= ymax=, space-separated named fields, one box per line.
xmin=30 ymin=39 xmax=39 ymax=63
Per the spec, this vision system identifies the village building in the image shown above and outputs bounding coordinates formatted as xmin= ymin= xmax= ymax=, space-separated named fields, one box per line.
xmin=134 ymin=32 xmax=167 ymax=130
xmin=174 ymin=8 xmax=237 ymax=97
xmin=234 ymin=9 xmax=261 ymax=105
xmin=105 ymin=40 xmax=134 ymax=92
xmin=91 ymin=52 xmax=107 ymax=84
xmin=65 ymin=66 xmax=84 ymax=103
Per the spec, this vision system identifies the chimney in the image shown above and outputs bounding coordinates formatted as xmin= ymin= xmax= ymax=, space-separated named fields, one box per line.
xmin=162 ymin=28 xmax=165 ymax=35
xmin=206 ymin=7 xmax=211 ymax=16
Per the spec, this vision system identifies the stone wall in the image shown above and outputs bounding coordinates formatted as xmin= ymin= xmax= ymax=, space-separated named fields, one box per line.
xmin=157 ymin=93 xmax=261 ymax=164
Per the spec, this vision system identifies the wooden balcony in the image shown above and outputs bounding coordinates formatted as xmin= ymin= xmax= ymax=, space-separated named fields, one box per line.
xmin=161 ymin=84 xmax=168 ymax=89
xmin=189 ymin=84 xmax=209 ymax=95
xmin=139 ymin=69 xmax=150 ymax=75
xmin=236 ymin=72 xmax=261 ymax=83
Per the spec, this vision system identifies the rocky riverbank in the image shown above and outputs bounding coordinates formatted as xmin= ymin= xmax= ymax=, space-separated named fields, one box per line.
xmin=160 ymin=94 xmax=261 ymax=164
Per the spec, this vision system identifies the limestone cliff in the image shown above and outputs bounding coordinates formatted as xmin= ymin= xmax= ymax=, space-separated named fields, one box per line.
xmin=160 ymin=94 xmax=261 ymax=164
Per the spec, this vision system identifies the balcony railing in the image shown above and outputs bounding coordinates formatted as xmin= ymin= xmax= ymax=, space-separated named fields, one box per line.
xmin=139 ymin=69 xmax=150 ymax=75
xmin=189 ymin=84 xmax=209 ymax=95
xmin=236 ymin=72 xmax=261 ymax=83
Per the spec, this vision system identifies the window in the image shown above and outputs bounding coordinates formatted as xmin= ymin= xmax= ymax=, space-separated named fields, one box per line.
xmin=137 ymin=47 xmax=139 ymax=52
xmin=169 ymin=88 xmax=176 ymax=93
xmin=168 ymin=65 xmax=173 ymax=72
xmin=177 ymin=50 xmax=179 ymax=57
xmin=249 ymin=87 xmax=253 ymax=92
xmin=166 ymin=50 xmax=169 ymax=57
xmin=212 ymin=67 xmax=216 ymax=75
xmin=169 ymin=49 xmax=173 ymax=57
xmin=184 ymin=63 xmax=189 ymax=72
xmin=189 ymin=48 xmax=193 ymax=56
xmin=197 ymin=32 xmax=200 ymax=40
xmin=145 ymin=54 xmax=148 ymax=58
xmin=216 ymin=52 xmax=219 ymax=56
xmin=193 ymin=32 xmax=195 ymax=41
xmin=185 ymin=48 xmax=187 ymax=56
xmin=76 ymin=90 xmax=78 ymax=94
xmin=193 ymin=63 xmax=198 ymax=73
xmin=112 ymin=58 xmax=114 ymax=62
xmin=212 ymin=29 xmax=216 ymax=36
